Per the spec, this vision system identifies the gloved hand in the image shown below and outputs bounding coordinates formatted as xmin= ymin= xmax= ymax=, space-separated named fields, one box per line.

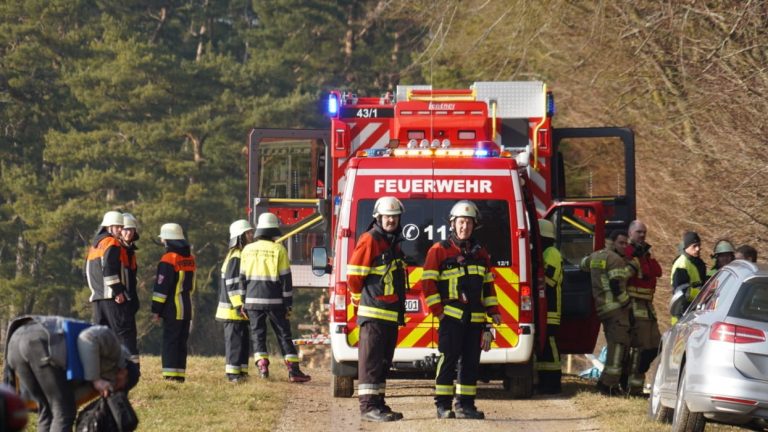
xmin=481 ymin=329 xmax=494 ymax=352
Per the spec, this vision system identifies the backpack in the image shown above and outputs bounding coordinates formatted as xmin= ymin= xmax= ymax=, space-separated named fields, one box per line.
xmin=75 ymin=392 xmax=138 ymax=432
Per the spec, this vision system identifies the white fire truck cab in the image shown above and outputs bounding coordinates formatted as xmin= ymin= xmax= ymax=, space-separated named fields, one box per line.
xmin=247 ymin=81 xmax=635 ymax=398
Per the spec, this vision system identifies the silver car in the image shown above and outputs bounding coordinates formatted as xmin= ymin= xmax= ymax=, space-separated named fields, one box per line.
xmin=649 ymin=260 xmax=768 ymax=431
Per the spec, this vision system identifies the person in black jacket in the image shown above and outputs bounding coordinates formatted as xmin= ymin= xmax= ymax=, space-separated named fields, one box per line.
xmin=119 ymin=213 xmax=141 ymax=370
xmin=151 ymin=223 xmax=196 ymax=383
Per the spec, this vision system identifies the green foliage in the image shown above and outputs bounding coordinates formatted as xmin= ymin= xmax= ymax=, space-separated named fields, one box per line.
xmin=0 ymin=0 xmax=426 ymax=355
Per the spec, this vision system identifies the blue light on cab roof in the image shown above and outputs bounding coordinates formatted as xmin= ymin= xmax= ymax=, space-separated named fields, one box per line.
xmin=328 ymin=93 xmax=339 ymax=115
xmin=474 ymin=149 xmax=490 ymax=157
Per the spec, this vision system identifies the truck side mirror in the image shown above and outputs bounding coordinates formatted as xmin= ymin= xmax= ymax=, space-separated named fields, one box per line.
xmin=311 ymin=247 xmax=331 ymax=276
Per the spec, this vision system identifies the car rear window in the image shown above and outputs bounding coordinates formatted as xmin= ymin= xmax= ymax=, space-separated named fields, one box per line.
xmin=730 ymin=280 xmax=768 ymax=323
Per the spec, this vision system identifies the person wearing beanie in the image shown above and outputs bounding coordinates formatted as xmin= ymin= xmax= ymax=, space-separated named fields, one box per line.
xmin=669 ymin=231 xmax=707 ymax=324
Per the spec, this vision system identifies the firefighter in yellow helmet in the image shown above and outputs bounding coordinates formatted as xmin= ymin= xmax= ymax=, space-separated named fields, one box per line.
xmin=151 ymin=223 xmax=196 ymax=382
xmin=706 ymin=239 xmax=735 ymax=278
xmin=535 ymin=219 xmax=564 ymax=394
xmin=216 ymin=219 xmax=254 ymax=383
xmin=581 ymin=229 xmax=636 ymax=395
xmin=422 ymin=200 xmax=501 ymax=419
xmin=669 ymin=231 xmax=707 ymax=324
xmin=239 ymin=212 xmax=311 ymax=383
xmin=347 ymin=196 xmax=407 ymax=422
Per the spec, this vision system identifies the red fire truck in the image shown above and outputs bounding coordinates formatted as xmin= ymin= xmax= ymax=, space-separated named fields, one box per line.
xmin=247 ymin=81 xmax=635 ymax=398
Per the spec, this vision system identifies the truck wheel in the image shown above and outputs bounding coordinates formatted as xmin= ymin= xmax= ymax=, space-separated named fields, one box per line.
xmin=331 ymin=375 xmax=355 ymax=398
xmin=503 ymin=362 xmax=534 ymax=399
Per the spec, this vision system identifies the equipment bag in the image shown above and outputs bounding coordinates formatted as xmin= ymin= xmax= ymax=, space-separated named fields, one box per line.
xmin=75 ymin=392 xmax=138 ymax=432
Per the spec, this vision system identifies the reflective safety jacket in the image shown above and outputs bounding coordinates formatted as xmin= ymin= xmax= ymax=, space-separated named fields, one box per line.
xmin=347 ymin=225 xmax=407 ymax=326
xmin=85 ymin=232 xmax=128 ymax=301
xmin=216 ymin=248 xmax=247 ymax=321
xmin=123 ymin=242 xmax=139 ymax=313
xmin=239 ymin=239 xmax=292 ymax=310
xmin=151 ymin=244 xmax=196 ymax=320
xmin=670 ymin=253 xmax=706 ymax=302
xmin=625 ymin=241 xmax=662 ymax=321
xmin=421 ymin=237 xmax=499 ymax=324
xmin=582 ymin=242 xmax=633 ymax=319
xmin=543 ymin=244 xmax=563 ymax=326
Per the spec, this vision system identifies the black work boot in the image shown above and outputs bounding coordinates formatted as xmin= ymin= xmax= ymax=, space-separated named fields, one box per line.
xmin=285 ymin=360 xmax=311 ymax=383
xmin=380 ymin=405 xmax=403 ymax=420
xmin=436 ymin=406 xmax=455 ymax=419
xmin=455 ymin=406 xmax=485 ymax=420
xmin=361 ymin=408 xmax=397 ymax=422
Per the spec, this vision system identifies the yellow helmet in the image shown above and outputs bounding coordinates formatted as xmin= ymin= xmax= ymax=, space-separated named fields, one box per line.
xmin=372 ymin=196 xmax=404 ymax=217
xmin=449 ymin=200 xmax=479 ymax=222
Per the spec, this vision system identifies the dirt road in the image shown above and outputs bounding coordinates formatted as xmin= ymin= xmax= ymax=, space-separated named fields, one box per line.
xmin=272 ymin=363 xmax=600 ymax=432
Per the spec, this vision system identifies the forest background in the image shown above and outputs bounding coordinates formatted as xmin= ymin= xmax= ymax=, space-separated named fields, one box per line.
xmin=1 ymin=0 xmax=766 ymax=355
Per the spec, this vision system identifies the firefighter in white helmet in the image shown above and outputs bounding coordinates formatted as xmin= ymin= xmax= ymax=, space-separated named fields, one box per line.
xmin=117 ymin=213 xmax=141 ymax=369
xmin=422 ymin=200 xmax=501 ymax=419
xmin=151 ymin=223 xmax=196 ymax=382
xmin=347 ymin=196 xmax=408 ymax=422
xmin=85 ymin=211 xmax=132 ymax=346
xmin=239 ymin=212 xmax=311 ymax=383
xmin=707 ymin=239 xmax=735 ymax=277
xmin=535 ymin=219 xmax=564 ymax=394
xmin=215 ymin=219 xmax=254 ymax=383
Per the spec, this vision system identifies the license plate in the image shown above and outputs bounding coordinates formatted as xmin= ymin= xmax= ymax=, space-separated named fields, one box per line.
xmin=405 ymin=299 xmax=420 ymax=313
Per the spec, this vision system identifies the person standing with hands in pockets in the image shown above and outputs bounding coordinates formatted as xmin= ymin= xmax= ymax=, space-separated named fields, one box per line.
xmin=421 ymin=200 xmax=501 ymax=420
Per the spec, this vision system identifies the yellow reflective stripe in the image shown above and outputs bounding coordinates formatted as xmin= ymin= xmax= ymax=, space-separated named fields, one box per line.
xmin=444 ymin=305 xmax=463 ymax=320
xmin=346 ymin=325 xmax=360 ymax=346
xmin=440 ymin=268 xmax=463 ymax=279
xmin=152 ymin=295 xmax=167 ymax=303
xmin=347 ymin=264 xmax=369 ymax=276
xmin=483 ymin=295 xmax=499 ymax=307
xmin=449 ymin=278 xmax=459 ymax=300
xmin=425 ymin=293 xmax=442 ymax=307
xmin=422 ymin=269 xmax=439 ymax=280
xmin=484 ymin=272 xmax=494 ymax=283
xmin=546 ymin=312 xmax=561 ymax=325
xmin=435 ymin=384 xmax=454 ymax=395
xmin=358 ymin=305 xmax=398 ymax=322
xmin=608 ymin=268 xmax=628 ymax=279
xmin=590 ymin=259 xmax=607 ymax=269
xmin=174 ymin=271 xmax=185 ymax=320
xmin=466 ymin=265 xmax=485 ymax=275
xmin=470 ymin=312 xmax=486 ymax=323
xmin=455 ymin=384 xmax=477 ymax=395
xmin=493 ymin=268 xmax=520 ymax=347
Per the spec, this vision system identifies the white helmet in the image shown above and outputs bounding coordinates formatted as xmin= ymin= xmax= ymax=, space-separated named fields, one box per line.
xmin=449 ymin=200 xmax=479 ymax=222
xmin=372 ymin=196 xmax=404 ymax=218
xmin=100 ymin=211 xmax=124 ymax=227
xmin=229 ymin=219 xmax=254 ymax=239
xmin=158 ymin=223 xmax=185 ymax=240
xmin=255 ymin=212 xmax=282 ymax=237
xmin=122 ymin=213 xmax=139 ymax=231
xmin=538 ymin=219 xmax=555 ymax=239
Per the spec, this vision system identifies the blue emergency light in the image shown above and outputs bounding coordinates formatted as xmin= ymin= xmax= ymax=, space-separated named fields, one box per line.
xmin=327 ymin=93 xmax=339 ymax=115
xmin=546 ymin=91 xmax=556 ymax=117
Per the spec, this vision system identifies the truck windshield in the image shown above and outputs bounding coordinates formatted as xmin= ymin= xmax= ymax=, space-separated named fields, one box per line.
xmin=355 ymin=199 xmax=512 ymax=267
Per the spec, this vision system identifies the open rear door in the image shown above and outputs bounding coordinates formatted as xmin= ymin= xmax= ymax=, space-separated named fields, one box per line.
xmin=248 ymin=128 xmax=330 ymax=288
xmin=548 ymin=127 xmax=636 ymax=354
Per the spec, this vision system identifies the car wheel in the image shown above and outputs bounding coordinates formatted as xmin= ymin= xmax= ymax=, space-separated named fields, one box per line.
xmin=331 ymin=374 xmax=354 ymax=398
xmin=672 ymin=367 xmax=706 ymax=432
xmin=648 ymin=363 xmax=672 ymax=423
